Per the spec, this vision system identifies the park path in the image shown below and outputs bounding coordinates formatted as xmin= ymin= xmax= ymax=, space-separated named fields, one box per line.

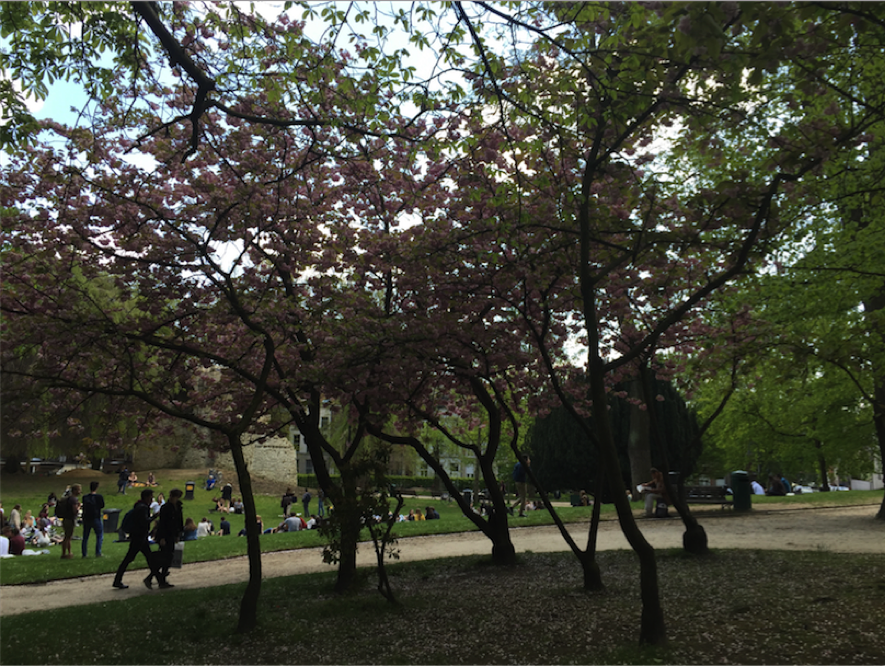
xmin=0 ymin=503 xmax=881 ymax=617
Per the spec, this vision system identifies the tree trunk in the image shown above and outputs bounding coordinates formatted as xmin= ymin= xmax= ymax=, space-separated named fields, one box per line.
xmin=333 ymin=471 xmax=360 ymax=594
xmin=815 ymin=441 xmax=830 ymax=491
xmin=521 ymin=451 xmax=603 ymax=590
xmin=228 ymin=432 xmax=262 ymax=633
xmin=638 ymin=364 xmax=708 ymax=555
xmin=874 ymin=375 xmax=886 ymax=520
xmin=627 ymin=379 xmax=652 ymax=502
xmin=590 ymin=360 xmax=666 ymax=645
xmin=582 ymin=463 xmax=605 ymax=591
xmin=863 ymin=281 xmax=884 ymax=518
xmin=294 ymin=404 xmax=363 ymax=595
xmin=474 ymin=449 xmax=517 ymax=565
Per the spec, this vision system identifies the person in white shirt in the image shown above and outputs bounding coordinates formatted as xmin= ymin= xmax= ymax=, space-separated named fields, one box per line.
xmin=30 ymin=526 xmax=51 ymax=548
xmin=196 ymin=517 xmax=212 ymax=538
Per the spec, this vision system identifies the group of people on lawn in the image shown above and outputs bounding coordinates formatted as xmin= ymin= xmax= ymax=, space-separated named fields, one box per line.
xmin=0 ymin=484 xmax=93 ymax=557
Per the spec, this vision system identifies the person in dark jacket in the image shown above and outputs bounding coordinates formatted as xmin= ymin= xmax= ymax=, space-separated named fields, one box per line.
xmin=81 ymin=481 xmax=105 ymax=558
xmin=147 ymin=488 xmax=184 ymax=589
xmin=112 ymin=488 xmax=160 ymax=589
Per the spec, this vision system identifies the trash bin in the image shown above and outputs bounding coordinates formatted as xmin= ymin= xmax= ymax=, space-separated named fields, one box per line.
xmin=731 ymin=470 xmax=752 ymax=512
xmin=185 ymin=481 xmax=195 ymax=500
xmin=103 ymin=508 xmax=121 ymax=532
xmin=462 ymin=489 xmax=473 ymax=505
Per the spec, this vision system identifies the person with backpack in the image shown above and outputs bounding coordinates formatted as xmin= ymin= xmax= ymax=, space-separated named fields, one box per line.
xmin=112 ymin=488 xmax=161 ymax=589
xmin=281 ymin=488 xmax=293 ymax=518
xmin=58 ymin=484 xmax=81 ymax=559
xmin=146 ymin=488 xmax=184 ymax=589
xmin=80 ymin=481 xmax=105 ymax=558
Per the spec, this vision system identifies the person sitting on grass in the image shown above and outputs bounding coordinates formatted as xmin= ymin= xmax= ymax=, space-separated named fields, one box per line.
xmin=216 ymin=516 xmax=231 ymax=536
xmin=196 ymin=517 xmax=213 ymax=538
xmin=146 ymin=472 xmax=157 ymax=487
xmin=21 ymin=510 xmax=36 ymax=535
xmin=425 ymin=506 xmax=440 ymax=520
xmin=7 ymin=526 xmax=26 ymax=555
xmin=30 ymin=525 xmax=51 ymax=548
xmin=239 ymin=515 xmax=264 ymax=536
xmin=182 ymin=517 xmax=198 ymax=541
xmin=766 ymin=474 xmax=786 ymax=496
xmin=282 ymin=513 xmax=302 ymax=533
xmin=231 ymin=497 xmax=244 ymax=514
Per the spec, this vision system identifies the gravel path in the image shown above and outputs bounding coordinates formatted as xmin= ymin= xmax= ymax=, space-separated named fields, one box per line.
xmin=1 ymin=503 xmax=881 ymax=618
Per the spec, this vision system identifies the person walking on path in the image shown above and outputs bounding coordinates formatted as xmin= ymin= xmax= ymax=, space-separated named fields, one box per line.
xmin=60 ymin=484 xmax=82 ymax=559
xmin=302 ymin=489 xmax=312 ymax=517
xmin=113 ymin=488 xmax=160 ymax=590
xmin=147 ymin=488 xmax=184 ymax=589
xmin=81 ymin=481 xmax=105 ymax=558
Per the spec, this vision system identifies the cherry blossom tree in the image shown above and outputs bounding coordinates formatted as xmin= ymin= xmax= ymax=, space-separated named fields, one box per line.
xmin=3 ymin=0 xmax=881 ymax=649
xmin=421 ymin=1 xmax=883 ymax=645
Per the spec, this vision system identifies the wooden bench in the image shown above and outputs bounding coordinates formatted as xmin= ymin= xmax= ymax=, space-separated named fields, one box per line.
xmin=683 ymin=485 xmax=733 ymax=509
xmin=393 ymin=488 xmax=417 ymax=496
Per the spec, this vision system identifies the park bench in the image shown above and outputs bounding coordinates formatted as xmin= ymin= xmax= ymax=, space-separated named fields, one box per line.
xmin=431 ymin=491 xmax=451 ymax=502
xmin=393 ymin=488 xmax=417 ymax=496
xmin=683 ymin=485 xmax=733 ymax=509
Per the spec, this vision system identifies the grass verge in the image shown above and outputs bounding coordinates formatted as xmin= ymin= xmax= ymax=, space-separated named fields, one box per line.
xmin=0 ymin=549 xmax=882 ymax=665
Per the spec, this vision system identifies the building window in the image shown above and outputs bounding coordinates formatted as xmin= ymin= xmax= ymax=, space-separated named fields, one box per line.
xmin=320 ymin=416 xmax=330 ymax=429
xmin=305 ymin=459 xmax=314 ymax=474
xmin=293 ymin=433 xmax=301 ymax=446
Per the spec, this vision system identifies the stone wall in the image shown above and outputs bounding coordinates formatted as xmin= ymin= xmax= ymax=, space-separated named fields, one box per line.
xmin=177 ymin=434 xmax=299 ymax=485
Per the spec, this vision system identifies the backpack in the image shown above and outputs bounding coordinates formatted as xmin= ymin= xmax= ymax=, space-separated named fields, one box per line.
xmin=54 ymin=496 xmax=73 ymax=520
xmin=120 ymin=508 xmax=136 ymax=534
xmin=655 ymin=501 xmax=669 ymax=518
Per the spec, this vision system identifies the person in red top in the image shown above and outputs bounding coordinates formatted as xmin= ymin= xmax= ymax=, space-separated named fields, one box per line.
xmin=8 ymin=527 xmax=26 ymax=555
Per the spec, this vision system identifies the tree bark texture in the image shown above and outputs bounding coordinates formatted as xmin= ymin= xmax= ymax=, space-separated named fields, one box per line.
xmin=228 ymin=432 xmax=262 ymax=633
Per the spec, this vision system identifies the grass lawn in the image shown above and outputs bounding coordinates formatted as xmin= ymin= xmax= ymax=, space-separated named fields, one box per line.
xmin=0 ymin=468 xmax=880 ymax=588
xmin=0 ymin=549 xmax=882 ymax=665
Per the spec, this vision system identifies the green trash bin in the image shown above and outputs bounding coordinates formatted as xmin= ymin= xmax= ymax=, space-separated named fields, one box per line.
xmin=731 ymin=470 xmax=752 ymax=512
xmin=185 ymin=481 xmax=195 ymax=500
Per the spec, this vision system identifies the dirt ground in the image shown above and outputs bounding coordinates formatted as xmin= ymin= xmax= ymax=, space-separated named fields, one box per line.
xmin=1 ymin=503 xmax=881 ymax=618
